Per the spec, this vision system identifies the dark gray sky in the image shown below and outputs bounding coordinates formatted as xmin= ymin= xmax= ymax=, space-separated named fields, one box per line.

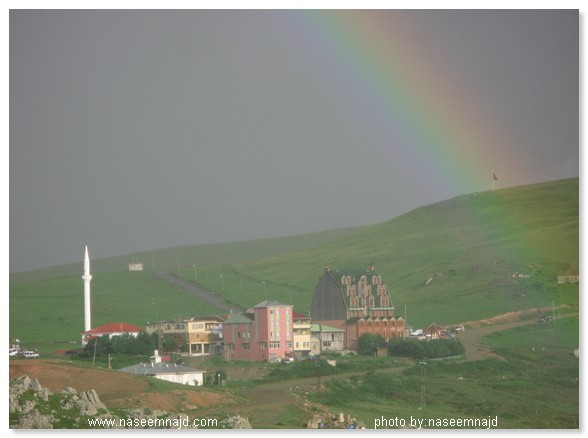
xmin=9 ymin=9 xmax=579 ymax=272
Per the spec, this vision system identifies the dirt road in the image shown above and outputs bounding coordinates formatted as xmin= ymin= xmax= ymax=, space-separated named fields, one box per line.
xmin=457 ymin=320 xmax=535 ymax=361
xmin=458 ymin=312 xmax=577 ymax=361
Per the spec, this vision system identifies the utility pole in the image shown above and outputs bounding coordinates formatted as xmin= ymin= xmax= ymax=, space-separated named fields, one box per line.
xmin=420 ymin=361 xmax=427 ymax=410
xmin=92 ymin=339 xmax=98 ymax=367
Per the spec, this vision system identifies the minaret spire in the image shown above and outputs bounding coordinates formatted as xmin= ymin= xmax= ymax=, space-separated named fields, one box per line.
xmin=82 ymin=245 xmax=92 ymax=331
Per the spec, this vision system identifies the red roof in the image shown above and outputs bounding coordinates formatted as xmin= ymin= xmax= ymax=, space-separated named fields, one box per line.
xmin=82 ymin=322 xmax=143 ymax=335
xmin=293 ymin=312 xmax=310 ymax=319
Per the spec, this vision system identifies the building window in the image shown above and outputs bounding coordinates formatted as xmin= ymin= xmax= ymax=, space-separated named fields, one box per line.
xmin=270 ymin=341 xmax=280 ymax=349
xmin=322 ymin=341 xmax=331 ymax=347
xmin=242 ymin=343 xmax=250 ymax=350
xmin=286 ymin=341 xmax=292 ymax=348
xmin=225 ymin=343 xmax=234 ymax=351
xmin=260 ymin=342 xmax=267 ymax=349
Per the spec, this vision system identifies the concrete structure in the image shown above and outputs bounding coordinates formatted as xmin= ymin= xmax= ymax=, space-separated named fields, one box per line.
xmin=82 ymin=245 xmax=92 ymax=331
xmin=310 ymin=323 xmax=345 ymax=355
xmin=310 ymin=266 xmax=404 ymax=351
xmin=145 ymin=316 xmax=224 ymax=356
xmin=223 ymin=300 xmax=294 ymax=362
xmin=293 ymin=312 xmax=311 ymax=358
xmin=81 ymin=322 xmax=143 ymax=346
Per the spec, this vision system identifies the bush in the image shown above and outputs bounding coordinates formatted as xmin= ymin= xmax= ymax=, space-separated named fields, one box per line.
xmin=212 ymin=369 xmax=227 ymax=385
xmin=388 ymin=338 xmax=464 ymax=359
xmin=358 ymin=333 xmax=386 ymax=355
xmin=81 ymin=331 xmax=178 ymax=357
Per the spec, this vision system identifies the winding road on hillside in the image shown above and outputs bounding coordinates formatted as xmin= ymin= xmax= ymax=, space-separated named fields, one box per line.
xmin=154 ymin=270 xmax=243 ymax=314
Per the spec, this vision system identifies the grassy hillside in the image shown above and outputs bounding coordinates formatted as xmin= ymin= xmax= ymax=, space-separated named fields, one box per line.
xmin=9 ymin=228 xmax=360 ymax=349
xmin=10 ymin=178 xmax=578 ymax=349
xmin=187 ymin=178 xmax=579 ymax=327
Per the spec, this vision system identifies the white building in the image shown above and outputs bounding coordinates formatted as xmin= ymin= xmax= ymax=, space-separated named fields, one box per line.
xmin=119 ymin=351 xmax=206 ymax=386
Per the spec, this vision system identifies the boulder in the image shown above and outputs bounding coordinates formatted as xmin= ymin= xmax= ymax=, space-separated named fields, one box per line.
xmin=220 ymin=415 xmax=252 ymax=429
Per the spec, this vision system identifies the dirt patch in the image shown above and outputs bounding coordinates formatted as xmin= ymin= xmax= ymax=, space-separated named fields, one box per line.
xmin=461 ymin=305 xmax=571 ymax=329
xmin=9 ymin=358 xmax=231 ymax=412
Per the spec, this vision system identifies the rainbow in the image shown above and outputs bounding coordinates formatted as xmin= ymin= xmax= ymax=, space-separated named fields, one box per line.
xmin=276 ymin=10 xmax=516 ymax=194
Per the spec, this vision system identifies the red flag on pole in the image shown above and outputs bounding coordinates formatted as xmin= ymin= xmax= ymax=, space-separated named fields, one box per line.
xmin=492 ymin=171 xmax=498 ymax=181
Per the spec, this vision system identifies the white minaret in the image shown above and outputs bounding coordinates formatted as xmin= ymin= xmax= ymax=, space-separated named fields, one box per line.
xmin=82 ymin=245 xmax=92 ymax=331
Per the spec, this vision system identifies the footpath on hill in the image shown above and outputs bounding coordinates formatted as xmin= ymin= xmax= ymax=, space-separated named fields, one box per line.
xmin=154 ymin=270 xmax=243 ymax=314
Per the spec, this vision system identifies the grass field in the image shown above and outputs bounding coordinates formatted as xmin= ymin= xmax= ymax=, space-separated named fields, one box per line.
xmin=9 ymin=271 xmax=222 ymax=352
xmin=305 ymin=317 xmax=579 ymax=428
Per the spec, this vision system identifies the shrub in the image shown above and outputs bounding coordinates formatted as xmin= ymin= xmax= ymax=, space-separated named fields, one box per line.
xmin=388 ymin=338 xmax=464 ymax=359
xmin=358 ymin=333 xmax=386 ymax=355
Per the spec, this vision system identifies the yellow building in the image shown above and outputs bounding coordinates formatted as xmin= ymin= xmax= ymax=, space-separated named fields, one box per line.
xmin=293 ymin=312 xmax=311 ymax=358
xmin=145 ymin=316 xmax=223 ymax=356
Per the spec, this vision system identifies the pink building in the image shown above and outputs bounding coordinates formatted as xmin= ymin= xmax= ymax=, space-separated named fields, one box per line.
xmin=222 ymin=300 xmax=294 ymax=362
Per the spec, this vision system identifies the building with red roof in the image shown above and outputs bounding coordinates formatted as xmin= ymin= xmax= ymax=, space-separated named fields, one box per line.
xmin=81 ymin=322 xmax=143 ymax=346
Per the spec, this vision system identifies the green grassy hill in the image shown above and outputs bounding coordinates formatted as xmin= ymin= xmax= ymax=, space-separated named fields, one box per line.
xmin=187 ymin=178 xmax=579 ymax=327
xmin=9 ymin=228 xmax=361 ymax=348
xmin=10 ymin=178 xmax=578 ymax=349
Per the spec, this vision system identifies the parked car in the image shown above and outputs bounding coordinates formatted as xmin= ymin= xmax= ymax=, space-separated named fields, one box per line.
xmin=410 ymin=329 xmax=424 ymax=336
xmin=22 ymin=350 xmax=39 ymax=358
xmin=9 ymin=348 xmax=19 ymax=357
xmin=281 ymin=358 xmax=294 ymax=364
